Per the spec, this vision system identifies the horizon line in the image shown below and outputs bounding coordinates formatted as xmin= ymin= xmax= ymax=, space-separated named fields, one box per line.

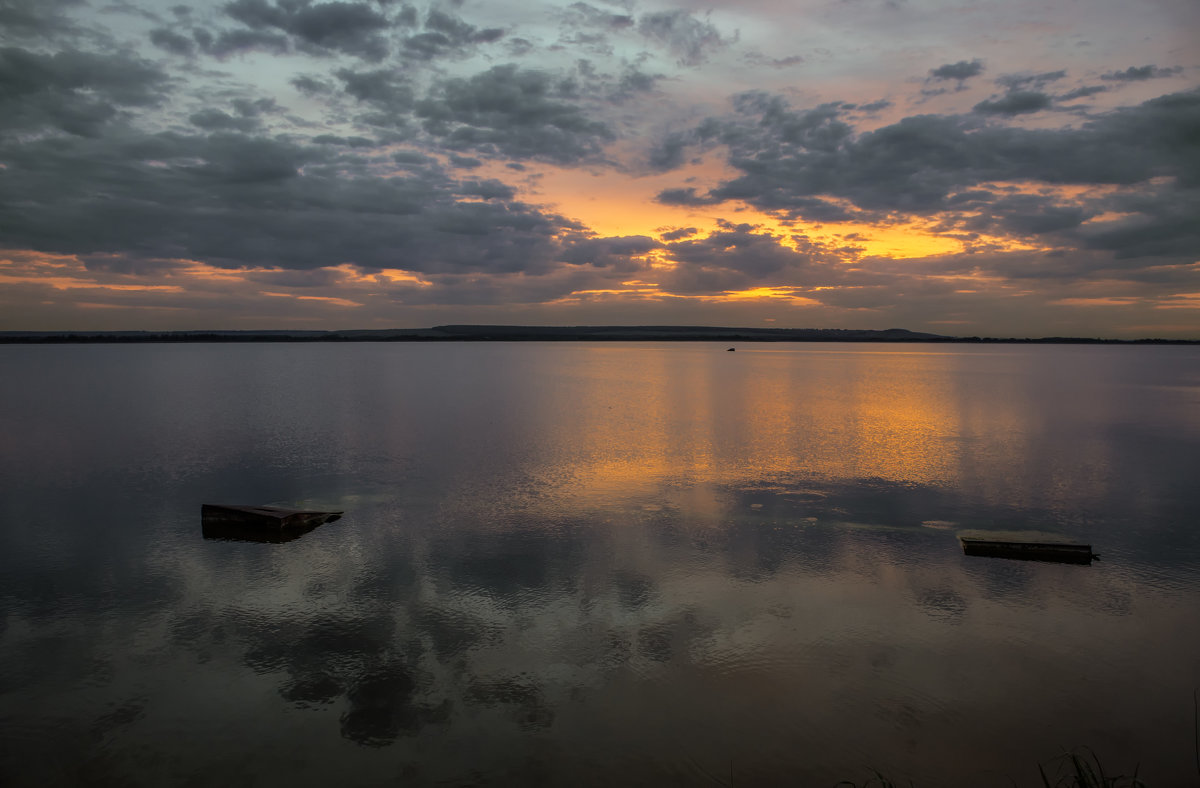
xmin=2 ymin=325 xmax=1197 ymax=345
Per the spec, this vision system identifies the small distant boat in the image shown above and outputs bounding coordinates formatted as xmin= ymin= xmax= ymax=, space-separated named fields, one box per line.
xmin=201 ymin=504 xmax=342 ymax=542
xmin=960 ymin=537 xmax=1098 ymax=565
xmin=726 ymin=347 xmax=736 ymax=351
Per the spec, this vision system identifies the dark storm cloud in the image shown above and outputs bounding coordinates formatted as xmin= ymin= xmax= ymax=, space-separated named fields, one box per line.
xmin=0 ymin=46 xmax=169 ymax=137
xmin=647 ymin=131 xmax=691 ymax=170
xmin=558 ymin=235 xmax=660 ymax=270
xmin=1101 ymin=65 xmax=1184 ymax=82
xmin=391 ymin=149 xmax=437 ymax=167
xmin=876 ymin=245 xmax=1200 ymax=291
xmin=953 ymin=192 xmax=1091 ymax=236
xmin=636 ymin=9 xmax=735 ymax=66
xmin=505 ymin=36 xmax=534 ymax=56
xmin=414 ymin=64 xmax=613 ymax=163
xmin=995 ymin=70 xmax=1066 ymax=91
xmin=223 ymin=0 xmax=291 ymax=27
xmin=656 ymin=186 xmax=721 ymax=206
xmin=0 ymin=47 xmax=167 ymax=108
xmin=198 ymin=27 xmax=292 ymax=57
xmin=311 ymin=133 xmax=375 ymax=147
xmin=653 ymin=222 xmax=851 ymax=294
xmin=1058 ymin=85 xmax=1108 ymax=101
xmin=564 ymin=2 xmax=634 ymax=31
xmin=190 ymin=133 xmax=309 ymax=181
xmin=103 ymin=0 xmax=164 ymax=24
xmin=742 ymin=51 xmax=805 ymax=69
xmin=613 ymin=66 xmax=661 ymax=99
xmin=291 ymin=74 xmax=333 ymax=95
xmin=928 ymin=59 xmax=984 ymax=82
xmin=189 ymin=107 xmax=260 ymax=132
xmin=221 ymin=0 xmax=392 ymax=61
xmin=454 ymin=178 xmax=517 ymax=200
xmin=853 ymin=99 xmax=892 ymax=113
xmin=558 ymin=59 xmax=663 ymax=105
xmin=729 ymin=93 xmax=854 ymax=152
xmin=234 ymin=96 xmax=279 ymax=116
xmin=1081 ymin=183 xmax=1200 ymax=259
xmin=185 ymin=98 xmax=278 ymax=135
xmin=378 ymin=267 xmax=595 ymax=307
xmin=659 ymin=226 xmax=698 ymax=241
xmin=658 ymin=87 xmax=1200 ymax=251
xmin=399 ymin=8 xmax=504 ymax=61
xmin=0 ymin=0 xmax=83 ymax=40
xmin=553 ymin=2 xmax=634 ymax=55
xmin=330 ymin=66 xmax=415 ymax=131
xmin=922 ymin=59 xmax=983 ymax=97
xmin=425 ymin=8 xmax=503 ymax=44
xmin=972 ymin=90 xmax=1053 ymax=116
xmin=148 ymin=27 xmax=196 ymax=56
xmin=80 ymin=253 xmax=186 ymax=276
xmin=394 ymin=3 xmax=418 ymax=28
xmin=336 ymin=67 xmax=413 ymax=108
xmin=0 ymin=123 xmax=583 ymax=275
xmin=241 ymin=267 xmax=351 ymax=287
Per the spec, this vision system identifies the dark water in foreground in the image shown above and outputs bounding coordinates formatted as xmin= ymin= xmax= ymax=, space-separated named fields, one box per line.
xmin=1 ymin=342 xmax=1198 ymax=787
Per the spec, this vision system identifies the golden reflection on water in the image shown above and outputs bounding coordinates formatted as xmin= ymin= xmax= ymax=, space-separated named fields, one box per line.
xmin=532 ymin=345 xmax=1033 ymax=506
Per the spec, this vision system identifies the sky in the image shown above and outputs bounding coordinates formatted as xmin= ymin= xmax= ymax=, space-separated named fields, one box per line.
xmin=0 ymin=0 xmax=1198 ymax=337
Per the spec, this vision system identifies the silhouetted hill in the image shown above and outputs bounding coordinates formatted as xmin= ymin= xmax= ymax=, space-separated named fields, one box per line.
xmin=1 ymin=326 xmax=1195 ymax=344
xmin=428 ymin=325 xmax=949 ymax=341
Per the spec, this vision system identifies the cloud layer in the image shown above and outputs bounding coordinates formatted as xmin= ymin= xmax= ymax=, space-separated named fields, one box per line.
xmin=0 ymin=0 xmax=1197 ymax=337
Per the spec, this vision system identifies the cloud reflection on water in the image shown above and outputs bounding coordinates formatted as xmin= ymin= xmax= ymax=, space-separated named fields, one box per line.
xmin=112 ymin=480 xmax=1192 ymax=786
xmin=1 ymin=343 xmax=1198 ymax=785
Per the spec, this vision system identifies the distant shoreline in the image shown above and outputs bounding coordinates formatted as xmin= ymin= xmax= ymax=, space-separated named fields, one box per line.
xmin=2 ymin=326 xmax=1197 ymax=345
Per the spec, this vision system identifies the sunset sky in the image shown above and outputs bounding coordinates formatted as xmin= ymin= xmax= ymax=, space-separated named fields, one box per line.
xmin=1 ymin=0 xmax=1198 ymax=337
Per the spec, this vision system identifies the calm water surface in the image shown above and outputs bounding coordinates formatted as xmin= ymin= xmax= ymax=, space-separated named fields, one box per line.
xmin=1 ymin=342 xmax=1198 ymax=786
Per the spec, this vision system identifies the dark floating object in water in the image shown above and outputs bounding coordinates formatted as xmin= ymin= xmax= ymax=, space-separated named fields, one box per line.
xmin=202 ymin=503 xmax=343 ymax=528
xmin=727 ymin=347 xmax=736 ymax=351
xmin=201 ymin=504 xmax=343 ymax=543
xmin=960 ymin=537 xmax=1098 ymax=565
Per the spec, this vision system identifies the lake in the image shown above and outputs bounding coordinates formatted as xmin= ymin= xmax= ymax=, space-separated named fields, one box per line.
xmin=1 ymin=342 xmax=1198 ymax=786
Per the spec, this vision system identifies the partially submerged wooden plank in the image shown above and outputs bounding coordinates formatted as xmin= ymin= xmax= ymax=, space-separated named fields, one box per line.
xmin=201 ymin=504 xmax=343 ymax=530
xmin=960 ymin=537 xmax=1098 ymax=565
xmin=201 ymin=521 xmax=321 ymax=544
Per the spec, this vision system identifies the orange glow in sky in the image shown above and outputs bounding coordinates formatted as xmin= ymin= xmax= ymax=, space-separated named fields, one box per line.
xmin=718 ymin=287 xmax=823 ymax=305
xmin=514 ymin=160 xmax=1010 ymax=262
